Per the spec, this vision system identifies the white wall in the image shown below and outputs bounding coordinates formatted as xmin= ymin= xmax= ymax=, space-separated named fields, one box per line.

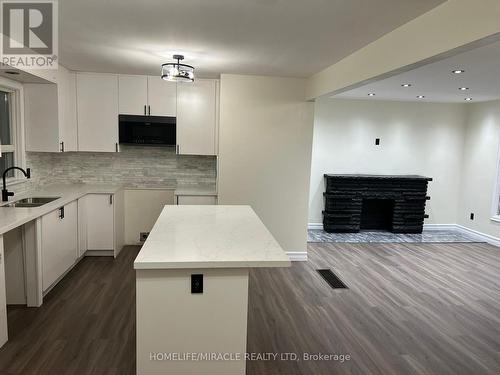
xmin=218 ymin=74 xmax=314 ymax=253
xmin=458 ymin=100 xmax=500 ymax=237
xmin=309 ymin=98 xmax=467 ymax=225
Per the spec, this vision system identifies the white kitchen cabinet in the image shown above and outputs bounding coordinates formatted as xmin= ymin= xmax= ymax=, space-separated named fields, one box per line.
xmin=77 ymin=198 xmax=88 ymax=258
xmin=177 ymin=79 xmax=218 ymax=155
xmin=0 ymin=236 xmax=8 ymax=347
xmin=176 ymin=195 xmax=217 ymax=205
xmin=118 ymin=75 xmax=176 ymax=116
xmin=58 ymin=67 xmax=78 ymax=151
xmin=119 ymin=75 xmax=148 ymax=115
xmin=76 ymin=72 xmax=119 ymax=152
xmin=41 ymin=201 xmax=78 ymax=292
xmin=82 ymin=192 xmax=124 ymax=257
xmin=86 ymin=194 xmax=114 ymax=250
xmin=147 ymin=76 xmax=176 ymax=116
xmin=24 ymin=65 xmax=78 ymax=152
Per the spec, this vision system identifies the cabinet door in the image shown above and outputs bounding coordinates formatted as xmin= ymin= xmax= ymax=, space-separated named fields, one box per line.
xmin=147 ymin=76 xmax=176 ymax=116
xmin=76 ymin=73 xmax=119 ymax=152
xmin=58 ymin=66 xmax=78 ymax=151
xmin=0 ymin=236 xmax=8 ymax=346
xmin=119 ymin=75 xmax=148 ymax=115
xmin=41 ymin=201 xmax=78 ymax=291
xmin=78 ymin=197 xmax=88 ymax=258
xmin=177 ymin=79 xmax=217 ymax=155
xmin=24 ymin=83 xmax=59 ymax=152
xmin=86 ymin=194 xmax=114 ymax=251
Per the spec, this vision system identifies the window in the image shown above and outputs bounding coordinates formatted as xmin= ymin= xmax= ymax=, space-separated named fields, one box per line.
xmin=0 ymin=81 xmax=23 ymax=183
xmin=494 ymin=139 xmax=500 ymax=220
xmin=0 ymin=90 xmax=15 ymax=177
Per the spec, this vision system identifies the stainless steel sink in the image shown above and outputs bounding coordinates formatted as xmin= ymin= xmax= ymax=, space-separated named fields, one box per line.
xmin=4 ymin=197 xmax=60 ymax=208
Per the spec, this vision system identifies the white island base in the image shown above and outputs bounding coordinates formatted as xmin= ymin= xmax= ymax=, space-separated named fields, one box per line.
xmin=134 ymin=205 xmax=291 ymax=375
xmin=136 ymin=268 xmax=249 ymax=374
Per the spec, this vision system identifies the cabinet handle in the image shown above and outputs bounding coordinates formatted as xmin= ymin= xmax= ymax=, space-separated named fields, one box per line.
xmin=109 ymin=194 xmax=113 ymax=205
xmin=148 ymin=105 xmax=151 ymax=116
xmin=60 ymin=141 xmax=64 ymax=152
xmin=59 ymin=206 xmax=64 ymax=219
xmin=144 ymin=105 xmax=147 ymax=115
xmin=176 ymin=145 xmax=179 ymax=154
xmin=115 ymin=143 xmax=118 ymax=152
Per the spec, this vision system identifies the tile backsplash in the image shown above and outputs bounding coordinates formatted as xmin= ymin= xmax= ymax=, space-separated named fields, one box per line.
xmin=15 ymin=145 xmax=216 ymax=193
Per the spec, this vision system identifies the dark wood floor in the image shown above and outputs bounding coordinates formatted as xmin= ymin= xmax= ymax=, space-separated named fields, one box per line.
xmin=1 ymin=242 xmax=500 ymax=374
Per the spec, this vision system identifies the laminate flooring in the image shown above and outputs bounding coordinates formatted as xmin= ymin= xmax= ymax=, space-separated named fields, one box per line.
xmin=1 ymin=242 xmax=500 ymax=374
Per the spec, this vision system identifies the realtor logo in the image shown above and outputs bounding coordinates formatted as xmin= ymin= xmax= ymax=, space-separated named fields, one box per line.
xmin=0 ymin=0 xmax=58 ymax=69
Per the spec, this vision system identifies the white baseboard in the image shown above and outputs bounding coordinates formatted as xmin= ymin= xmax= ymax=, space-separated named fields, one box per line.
xmin=84 ymin=250 xmax=114 ymax=256
xmin=286 ymin=252 xmax=308 ymax=261
xmin=425 ymin=223 xmax=500 ymax=247
xmin=455 ymin=225 xmax=500 ymax=248
xmin=308 ymin=223 xmax=323 ymax=230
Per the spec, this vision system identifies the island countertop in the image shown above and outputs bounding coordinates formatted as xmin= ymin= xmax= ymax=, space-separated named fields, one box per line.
xmin=133 ymin=205 xmax=291 ymax=270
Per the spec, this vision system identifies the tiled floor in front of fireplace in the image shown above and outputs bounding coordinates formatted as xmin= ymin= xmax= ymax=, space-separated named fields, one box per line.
xmin=307 ymin=229 xmax=480 ymax=243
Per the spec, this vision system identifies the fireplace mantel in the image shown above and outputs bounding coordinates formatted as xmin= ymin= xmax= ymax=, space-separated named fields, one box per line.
xmin=323 ymin=174 xmax=432 ymax=234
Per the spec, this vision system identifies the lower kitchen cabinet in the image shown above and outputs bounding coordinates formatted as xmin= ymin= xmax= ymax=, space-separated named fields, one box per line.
xmin=41 ymin=201 xmax=78 ymax=292
xmin=80 ymin=192 xmax=125 ymax=257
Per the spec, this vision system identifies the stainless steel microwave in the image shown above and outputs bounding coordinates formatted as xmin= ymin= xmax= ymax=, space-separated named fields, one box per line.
xmin=118 ymin=115 xmax=176 ymax=146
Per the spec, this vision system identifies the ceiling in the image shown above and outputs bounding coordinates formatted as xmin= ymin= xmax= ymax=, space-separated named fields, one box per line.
xmin=59 ymin=0 xmax=445 ymax=78
xmin=334 ymin=38 xmax=500 ymax=103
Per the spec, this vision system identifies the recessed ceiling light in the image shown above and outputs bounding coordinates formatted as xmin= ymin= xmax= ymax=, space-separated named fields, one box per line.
xmin=367 ymin=93 xmax=376 ymax=96
xmin=452 ymin=69 xmax=465 ymax=74
xmin=459 ymin=87 xmax=469 ymax=91
xmin=464 ymin=97 xmax=473 ymax=101
xmin=416 ymin=95 xmax=425 ymax=99
xmin=401 ymin=83 xmax=412 ymax=87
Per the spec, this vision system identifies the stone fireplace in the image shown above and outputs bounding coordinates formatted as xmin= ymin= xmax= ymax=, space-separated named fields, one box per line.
xmin=323 ymin=174 xmax=432 ymax=233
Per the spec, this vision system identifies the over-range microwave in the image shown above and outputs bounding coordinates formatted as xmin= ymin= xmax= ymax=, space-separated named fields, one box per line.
xmin=118 ymin=115 xmax=176 ymax=146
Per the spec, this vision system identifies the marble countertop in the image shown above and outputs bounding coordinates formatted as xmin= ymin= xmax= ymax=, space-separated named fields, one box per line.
xmin=174 ymin=185 xmax=217 ymax=196
xmin=134 ymin=205 xmax=291 ymax=270
xmin=0 ymin=183 xmax=122 ymax=235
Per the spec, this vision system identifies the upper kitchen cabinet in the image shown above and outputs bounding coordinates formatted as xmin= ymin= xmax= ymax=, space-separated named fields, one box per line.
xmin=118 ymin=75 xmax=148 ymax=115
xmin=118 ymin=75 xmax=176 ymax=116
xmin=24 ymin=65 xmax=78 ymax=152
xmin=177 ymin=79 xmax=218 ymax=156
xmin=147 ymin=76 xmax=176 ymax=116
xmin=77 ymin=72 xmax=119 ymax=152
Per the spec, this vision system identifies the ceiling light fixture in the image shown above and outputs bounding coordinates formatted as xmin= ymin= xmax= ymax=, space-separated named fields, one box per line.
xmin=367 ymin=93 xmax=376 ymax=96
xmin=416 ymin=95 xmax=425 ymax=99
xmin=464 ymin=97 xmax=473 ymax=101
xmin=452 ymin=69 xmax=465 ymax=74
xmin=459 ymin=87 xmax=469 ymax=91
xmin=161 ymin=55 xmax=195 ymax=83
xmin=401 ymin=83 xmax=412 ymax=87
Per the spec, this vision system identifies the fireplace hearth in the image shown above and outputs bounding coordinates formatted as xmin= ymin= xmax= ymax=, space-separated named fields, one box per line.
xmin=323 ymin=174 xmax=432 ymax=233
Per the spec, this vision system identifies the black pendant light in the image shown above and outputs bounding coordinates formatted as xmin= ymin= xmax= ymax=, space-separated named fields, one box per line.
xmin=161 ymin=55 xmax=195 ymax=82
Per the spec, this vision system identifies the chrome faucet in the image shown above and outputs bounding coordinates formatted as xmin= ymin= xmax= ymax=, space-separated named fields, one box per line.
xmin=2 ymin=167 xmax=30 ymax=202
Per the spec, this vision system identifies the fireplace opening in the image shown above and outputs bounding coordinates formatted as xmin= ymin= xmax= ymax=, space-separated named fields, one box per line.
xmin=360 ymin=199 xmax=395 ymax=231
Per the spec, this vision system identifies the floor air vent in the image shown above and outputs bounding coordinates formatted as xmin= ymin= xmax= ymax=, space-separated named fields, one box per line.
xmin=317 ymin=269 xmax=348 ymax=289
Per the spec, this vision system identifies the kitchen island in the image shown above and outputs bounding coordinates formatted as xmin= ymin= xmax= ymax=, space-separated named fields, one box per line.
xmin=134 ymin=205 xmax=291 ymax=375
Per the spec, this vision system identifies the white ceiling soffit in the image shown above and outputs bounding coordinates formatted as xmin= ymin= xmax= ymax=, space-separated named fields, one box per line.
xmin=334 ymin=37 xmax=500 ymax=103
xmin=59 ymin=0 xmax=445 ymax=78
